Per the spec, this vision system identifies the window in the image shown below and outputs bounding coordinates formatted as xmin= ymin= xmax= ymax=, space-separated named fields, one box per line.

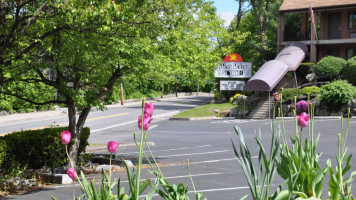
xmin=347 ymin=48 xmax=356 ymax=60
xmin=349 ymin=12 xmax=356 ymax=29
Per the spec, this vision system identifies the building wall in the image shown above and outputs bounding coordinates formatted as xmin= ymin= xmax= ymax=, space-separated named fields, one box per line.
xmin=319 ymin=8 xmax=356 ymax=40
xmin=318 ymin=8 xmax=356 ymax=60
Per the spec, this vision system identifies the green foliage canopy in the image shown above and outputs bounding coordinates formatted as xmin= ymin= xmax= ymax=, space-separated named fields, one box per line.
xmin=343 ymin=56 xmax=356 ymax=85
xmin=320 ymin=80 xmax=356 ymax=110
xmin=314 ymin=56 xmax=346 ymax=79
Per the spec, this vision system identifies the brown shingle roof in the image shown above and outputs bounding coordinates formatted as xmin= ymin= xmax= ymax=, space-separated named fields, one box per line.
xmin=279 ymin=0 xmax=356 ymax=12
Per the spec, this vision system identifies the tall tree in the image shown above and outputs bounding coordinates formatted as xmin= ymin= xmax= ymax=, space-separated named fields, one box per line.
xmin=2 ymin=0 xmax=232 ymax=166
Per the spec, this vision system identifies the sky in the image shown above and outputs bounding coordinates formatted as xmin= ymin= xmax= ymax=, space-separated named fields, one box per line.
xmin=211 ymin=0 xmax=238 ymax=27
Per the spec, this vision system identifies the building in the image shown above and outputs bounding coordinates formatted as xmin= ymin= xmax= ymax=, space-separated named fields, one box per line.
xmin=277 ymin=0 xmax=356 ymax=62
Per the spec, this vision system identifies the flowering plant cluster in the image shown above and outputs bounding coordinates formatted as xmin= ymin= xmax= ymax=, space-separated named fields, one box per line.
xmin=53 ymin=100 xmax=204 ymax=200
xmin=233 ymin=97 xmax=356 ymax=200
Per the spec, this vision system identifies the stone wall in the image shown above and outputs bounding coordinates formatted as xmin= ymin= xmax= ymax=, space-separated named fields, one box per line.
xmin=279 ymin=99 xmax=356 ymax=117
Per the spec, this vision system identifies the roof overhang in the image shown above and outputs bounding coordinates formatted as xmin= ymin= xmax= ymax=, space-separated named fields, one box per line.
xmin=244 ymin=42 xmax=308 ymax=91
xmin=279 ymin=0 xmax=356 ymax=13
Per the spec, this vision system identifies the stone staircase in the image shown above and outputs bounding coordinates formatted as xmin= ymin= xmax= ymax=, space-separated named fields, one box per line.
xmin=247 ymin=76 xmax=297 ymax=119
xmin=248 ymin=95 xmax=274 ymax=119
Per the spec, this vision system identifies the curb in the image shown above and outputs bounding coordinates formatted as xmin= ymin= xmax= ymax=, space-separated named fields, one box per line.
xmin=169 ymin=116 xmax=236 ymax=121
xmin=86 ymin=142 xmax=155 ymax=153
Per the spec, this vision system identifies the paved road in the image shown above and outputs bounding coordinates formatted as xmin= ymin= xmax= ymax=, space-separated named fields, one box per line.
xmin=4 ymin=116 xmax=356 ymax=200
xmin=0 ymin=95 xmax=212 ymax=137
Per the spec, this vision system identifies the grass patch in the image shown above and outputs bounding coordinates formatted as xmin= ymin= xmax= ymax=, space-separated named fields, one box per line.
xmin=172 ymin=103 xmax=249 ymax=118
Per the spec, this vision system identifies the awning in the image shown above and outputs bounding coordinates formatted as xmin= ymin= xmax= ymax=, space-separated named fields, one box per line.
xmin=244 ymin=42 xmax=308 ymax=91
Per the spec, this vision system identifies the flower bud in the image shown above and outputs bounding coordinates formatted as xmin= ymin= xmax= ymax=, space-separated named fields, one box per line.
xmin=61 ymin=130 xmax=71 ymax=145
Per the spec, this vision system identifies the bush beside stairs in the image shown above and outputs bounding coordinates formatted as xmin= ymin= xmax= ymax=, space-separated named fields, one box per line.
xmin=247 ymin=76 xmax=296 ymax=119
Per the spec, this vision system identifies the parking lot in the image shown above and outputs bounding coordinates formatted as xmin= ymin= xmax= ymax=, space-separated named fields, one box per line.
xmin=5 ymin=117 xmax=356 ymax=199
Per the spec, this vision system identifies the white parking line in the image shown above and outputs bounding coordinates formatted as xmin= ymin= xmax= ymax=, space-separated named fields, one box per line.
xmin=139 ymin=186 xmax=251 ymax=198
xmin=91 ymin=120 xmax=137 ymax=133
xmin=91 ymin=111 xmax=179 ymax=133
xmin=149 ymin=124 xmax=159 ymax=130
xmin=211 ymin=119 xmax=269 ymax=124
xmin=157 ymin=150 xmax=231 ymax=158
xmin=121 ymin=145 xmax=211 ymax=155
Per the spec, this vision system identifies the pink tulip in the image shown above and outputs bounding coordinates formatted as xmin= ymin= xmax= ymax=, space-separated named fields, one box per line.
xmin=296 ymin=112 xmax=310 ymax=127
xmin=67 ymin=168 xmax=77 ymax=179
xmin=138 ymin=114 xmax=153 ymax=130
xmin=273 ymin=92 xmax=280 ymax=102
xmin=296 ymin=100 xmax=312 ymax=112
xmin=144 ymin=102 xmax=155 ymax=117
xmin=107 ymin=141 xmax=119 ymax=154
xmin=61 ymin=130 xmax=71 ymax=144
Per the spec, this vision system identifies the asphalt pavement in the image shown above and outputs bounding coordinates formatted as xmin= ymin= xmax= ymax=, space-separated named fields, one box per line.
xmin=3 ymin=116 xmax=356 ymax=199
xmin=2 ymin=94 xmax=356 ymax=200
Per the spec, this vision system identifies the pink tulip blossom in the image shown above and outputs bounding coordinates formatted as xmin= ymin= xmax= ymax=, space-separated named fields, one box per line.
xmin=296 ymin=112 xmax=310 ymax=127
xmin=67 ymin=168 xmax=77 ymax=179
xmin=138 ymin=114 xmax=153 ymax=130
xmin=144 ymin=102 xmax=155 ymax=117
xmin=296 ymin=100 xmax=312 ymax=112
xmin=107 ymin=141 xmax=119 ymax=154
xmin=61 ymin=130 xmax=71 ymax=145
xmin=273 ymin=92 xmax=280 ymax=102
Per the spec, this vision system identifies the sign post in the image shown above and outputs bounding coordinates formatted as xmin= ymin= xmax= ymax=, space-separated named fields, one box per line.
xmin=214 ymin=53 xmax=252 ymax=118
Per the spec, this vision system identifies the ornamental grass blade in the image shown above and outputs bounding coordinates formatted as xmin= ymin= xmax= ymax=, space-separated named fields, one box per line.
xmin=293 ymin=191 xmax=308 ymax=199
xmin=138 ymin=179 xmax=150 ymax=195
xmin=343 ymin=154 xmax=353 ymax=175
xmin=255 ymin=136 xmax=269 ymax=173
xmin=90 ymin=181 xmax=100 ymax=200
xmin=81 ymin=171 xmax=93 ymax=198
xmin=123 ymin=160 xmax=135 ymax=195
xmin=344 ymin=171 xmax=356 ymax=184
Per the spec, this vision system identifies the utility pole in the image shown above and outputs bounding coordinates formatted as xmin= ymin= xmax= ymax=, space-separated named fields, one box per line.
xmin=120 ymin=82 xmax=124 ymax=105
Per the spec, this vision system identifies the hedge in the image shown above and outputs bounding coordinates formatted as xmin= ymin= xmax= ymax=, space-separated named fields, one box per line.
xmin=344 ymin=56 xmax=356 ymax=85
xmin=0 ymin=127 xmax=90 ymax=171
xmin=320 ymin=80 xmax=356 ymax=110
xmin=281 ymin=88 xmax=301 ymax=103
xmin=301 ymin=86 xmax=320 ymax=97
xmin=313 ymin=56 xmax=346 ymax=79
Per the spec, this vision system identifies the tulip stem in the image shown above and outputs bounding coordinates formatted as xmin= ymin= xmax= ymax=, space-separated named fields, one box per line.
xmin=72 ymin=181 xmax=75 ymax=200
xmin=110 ymin=153 xmax=112 ymax=178
xmin=300 ymin=127 xmax=303 ymax=146
xmin=133 ymin=132 xmax=156 ymax=172
xmin=144 ymin=133 xmax=163 ymax=176
xmin=65 ymin=145 xmax=83 ymax=189
xmin=66 ymin=145 xmax=75 ymax=170
xmin=135 ymin=99 xmax=145 ymax=200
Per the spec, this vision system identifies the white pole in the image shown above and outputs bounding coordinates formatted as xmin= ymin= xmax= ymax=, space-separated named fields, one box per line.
xmin=243 ymin=90 xmax=246 ymax=119
xmin=294 ymin=72 xmax=298 ymax=88
xmin=268 ymin=92 xmax=271 ymax=119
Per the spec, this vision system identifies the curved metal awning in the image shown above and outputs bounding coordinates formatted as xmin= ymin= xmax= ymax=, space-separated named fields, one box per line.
xmin=244 ymin=42 xmax=308 ymax=91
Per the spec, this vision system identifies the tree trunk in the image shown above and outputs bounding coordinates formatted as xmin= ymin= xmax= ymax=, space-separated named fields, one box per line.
xmin=235 ymin=0 xmax=243 ymax=31
xmin=0 ymin=68 xmax=3 ymax=106
xmin=67 ymin=99 xmax=78 ymax=167
xmin=67 ymin=99 xmax=91 ymax=167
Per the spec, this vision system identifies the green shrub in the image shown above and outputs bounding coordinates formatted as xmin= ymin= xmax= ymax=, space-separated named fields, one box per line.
xmin=314 ymin=56 xmax=346 ymax=79
xmin=0 ymin=127 xmax=90 ymax=171
xmin=0 ymin=138 xmax=7 ymax=168
xmin=214 ymin=91 xmax=220 ymax=100
xmin=281 ymin=88 xmax=301 ymax=102
xmin=301 ymin=86 xmax=320 ymax=97
xmin=344 ymin=56 xmax=356 ymax=85
xmin=320 ymin=80 xmax=356 ymax=110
